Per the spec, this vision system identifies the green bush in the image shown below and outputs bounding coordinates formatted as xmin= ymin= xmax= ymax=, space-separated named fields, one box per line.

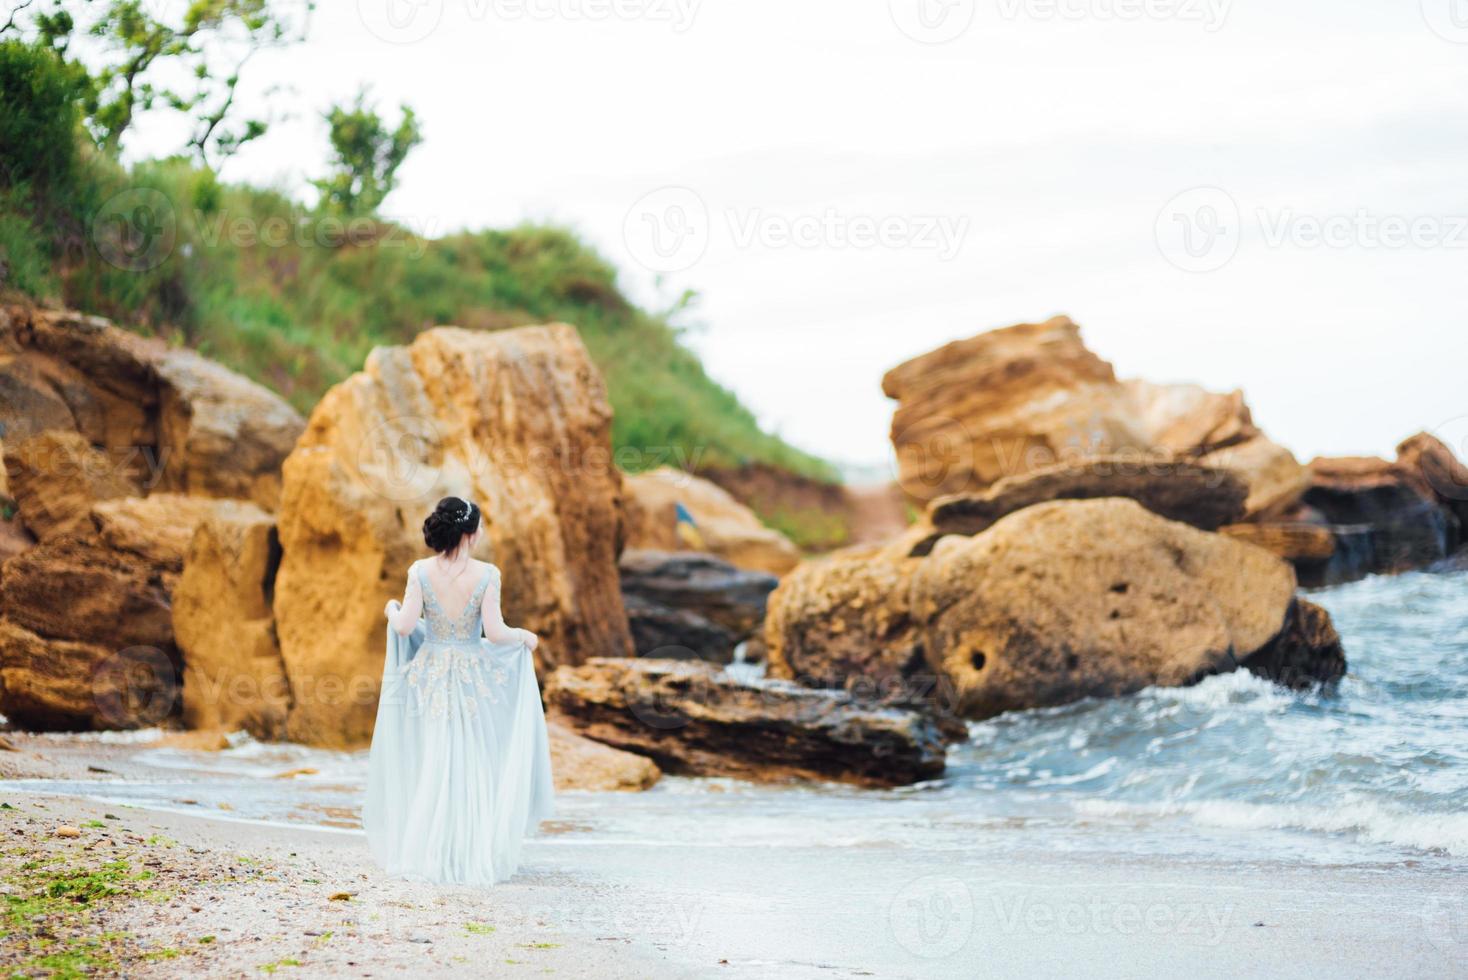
xmin=0 ymin=39 xmax=84 ymax=190
xmin=0 ymin=38 xmax=836 ymax=490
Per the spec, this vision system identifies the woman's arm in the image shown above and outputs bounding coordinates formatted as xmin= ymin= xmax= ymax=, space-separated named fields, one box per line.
xmin=482 ymin=570 xmax=538 ymax=650
xmin=385 ymin=566 xmax=423 ymax=636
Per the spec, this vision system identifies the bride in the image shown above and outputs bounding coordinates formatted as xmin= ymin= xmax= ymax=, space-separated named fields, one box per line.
xmin=364 ymin=496 xmax=555 ymax=886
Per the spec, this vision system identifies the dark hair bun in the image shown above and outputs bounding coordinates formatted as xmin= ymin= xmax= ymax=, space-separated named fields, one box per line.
xmin=423 ymin=497 xmax=481 ymax=553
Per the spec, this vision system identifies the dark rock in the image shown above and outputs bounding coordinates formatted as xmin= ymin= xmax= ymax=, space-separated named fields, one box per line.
xmin=1241 ymin=599 xmax=1346 ymax=689
xmin=1306 ymin=456 xmax=1460 ymax=584
xmin=544 ymin=658 xmax=950 ymax=787
xmin=619 ymin=549 xmax=777 ymax=647
xmin=916 ymin=455 xmax=1248 ymax=555
xmin=622 ymin=592 xmax=738 ymax=664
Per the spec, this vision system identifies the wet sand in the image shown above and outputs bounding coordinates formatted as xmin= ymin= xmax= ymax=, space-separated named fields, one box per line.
xmin=1 ymin=734 xmax=1464 ymax=978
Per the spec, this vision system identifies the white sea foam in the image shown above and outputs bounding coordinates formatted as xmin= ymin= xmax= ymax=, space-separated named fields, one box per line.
xmin=1075 ymin=798 xmax=1468 ymax=857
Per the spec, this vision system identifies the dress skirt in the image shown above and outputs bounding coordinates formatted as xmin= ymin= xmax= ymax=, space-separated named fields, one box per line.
xmin=364 ymin=616 xmax=554 ymax=886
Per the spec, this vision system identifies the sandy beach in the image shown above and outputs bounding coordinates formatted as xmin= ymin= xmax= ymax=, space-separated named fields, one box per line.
xmin=2 ymin=733 xmax=1464 ymax=979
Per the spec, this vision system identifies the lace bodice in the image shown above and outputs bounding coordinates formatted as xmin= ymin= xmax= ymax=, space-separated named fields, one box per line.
xmin=417 ymin=562 xmax=496 ymax=644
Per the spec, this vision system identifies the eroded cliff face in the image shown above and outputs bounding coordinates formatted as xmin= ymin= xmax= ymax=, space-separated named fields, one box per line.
xmin=882 ymin=316 xmax=1308 ymax=519
xmin=0 ymin=305 xmax=305 ymax=731
xmin=0 ymin=306 xmax=304 ymax=511
xmin=272 ymin=324 xmax=633 ymax=746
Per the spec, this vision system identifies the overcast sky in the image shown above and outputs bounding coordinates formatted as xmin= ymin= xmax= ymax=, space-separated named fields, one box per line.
xmin=125 ymin=0 xmax=1468 ymax=471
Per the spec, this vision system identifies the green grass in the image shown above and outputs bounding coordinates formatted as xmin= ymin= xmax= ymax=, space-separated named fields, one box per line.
xmin=2 ymin=145 xmax=837 ymax=489
xmin=258 ymin=957 xmax=303 ymax=973
xmin=1 ymin=856 xmax=156 ymax=978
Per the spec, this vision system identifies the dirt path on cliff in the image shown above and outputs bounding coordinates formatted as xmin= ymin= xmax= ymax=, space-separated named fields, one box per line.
xmin=843 ymin=482 xmax=910 ymax=546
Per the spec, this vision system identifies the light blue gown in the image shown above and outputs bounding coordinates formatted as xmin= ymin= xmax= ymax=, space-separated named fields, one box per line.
xmin=365 ymin=561 xmax=554 ymax=886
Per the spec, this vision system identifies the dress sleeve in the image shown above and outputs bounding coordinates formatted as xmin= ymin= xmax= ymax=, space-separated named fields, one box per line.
xmin=388 ymin=563 xmax=424 ymax=636
xmin=481 ymin=567 xmax=527 ymax=645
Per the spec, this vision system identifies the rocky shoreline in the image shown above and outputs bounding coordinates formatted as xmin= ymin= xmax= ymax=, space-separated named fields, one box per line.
xmin=1 ymin=303 xmax=1464 ymax=791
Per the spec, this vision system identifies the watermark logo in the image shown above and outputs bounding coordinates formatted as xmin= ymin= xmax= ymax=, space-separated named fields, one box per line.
xmin=92 ymin=646 xmax=178 ymax=728
xmin=890 ymin=414 xmax=978 ymax=499
xmin=1421 ymin=0 xmax=1468 ymax=43
xmin=1155 ymin=186 xmax=1241 ymax=273
xmin=890 ymin=875 xmax=975 ymax=958
xmin=354 ymin=415 xmax=445 ymax=502
xmin=92 ymin=188 xmax=177 ymax=273
xmin=624 ymin=186 xmax=711 ymax=274
xmin=358 ymin=0 xmax=446 ymax=44
xmin=890 ymin=0 xmax=976 ymax=44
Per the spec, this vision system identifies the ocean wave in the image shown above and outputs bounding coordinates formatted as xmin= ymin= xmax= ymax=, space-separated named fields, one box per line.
xmin=1074 ymin=798 xmax=1468 ymax=857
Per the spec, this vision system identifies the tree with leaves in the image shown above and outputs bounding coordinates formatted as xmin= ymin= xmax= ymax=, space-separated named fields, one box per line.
xmin=1 ymin=0 xmax=313 ymax=169
xmin=312 ymin=89 xmax=423 ymax=216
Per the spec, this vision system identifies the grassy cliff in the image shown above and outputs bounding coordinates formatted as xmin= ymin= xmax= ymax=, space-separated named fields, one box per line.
xmin=2 ymin=154 xmax=833 ymax=483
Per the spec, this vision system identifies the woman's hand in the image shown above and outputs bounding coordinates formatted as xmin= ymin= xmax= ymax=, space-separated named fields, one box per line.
xmin=384 ymin=599 xmax=401 ymax=619
xmin=521 ymin=629 xmax=539 ymax=652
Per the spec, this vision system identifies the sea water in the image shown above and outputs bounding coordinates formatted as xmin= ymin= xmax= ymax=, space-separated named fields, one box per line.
xmin=8 ymin=568 xmax=1467 ymax=872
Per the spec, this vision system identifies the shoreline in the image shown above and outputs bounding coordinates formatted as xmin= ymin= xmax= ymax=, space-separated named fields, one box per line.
xmin=2 ymin=780 xmax=1464 ymax=979
xmin=0 ymin=788 xmax=671 ymax=979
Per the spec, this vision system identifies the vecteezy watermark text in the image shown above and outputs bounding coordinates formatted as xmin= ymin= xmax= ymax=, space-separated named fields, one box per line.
xmin=1156 ymin=186 xmax=1468 ymax=273
xmin=624 ymin=186 xmax=970 ymax=274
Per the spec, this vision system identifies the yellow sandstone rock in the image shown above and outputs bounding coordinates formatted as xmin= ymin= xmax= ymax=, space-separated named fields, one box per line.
xmin=272 ymin=325 xmax=632 ymax=747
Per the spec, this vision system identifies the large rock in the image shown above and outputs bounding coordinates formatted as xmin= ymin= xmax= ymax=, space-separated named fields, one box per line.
xmin=544 ymin=658 xmax=950 ymax=787
xmin=622 ymin=467 xmax=800 ymax=575
xmin=917 ymin=455 xmax=1247 ymax=552
xmin=0 ymin=619 xmax=175 ymax=731
xmin=622 ymin=593 xmax=739 ymax=664
xmin=549 ymin=722 xmax=661 ymax=792
xmin=173 ymin=503 xmax=290 ymax=740
xmin=90 ymin=494 xmax=249 ymax=567
xmin=767 ymin=499 xmax=1339 ymax=720
xmin=764 ymin=539 xmax=924 ymax=693
xmin=882 ymin=316 xmax=1307 ymax=518
xmin=0 ymin=495 xmax=244 ymax=730
xmin=0 ymin=306 xmax=303 ymax=510
xmin=273 ymin=325 xmax=633 ymax=747
xmin=1305 ymin=453 xmax=1461 ymax=583
xmin=4 ymin=431 xmax=139 ymax=540
xmin=620 ymin=549 xmax=776 ymax=636
xmin=0 ymin=535 xmax=174 ymax=652
xmin=1396 ymin=431 xmax=1468 ymax=528
xmin=1197 ymin=435 xmax=1311 ymax=522
xmin=619 ymin=549 xmax=779 ymax=663
xmin=909 ymin=499 xmax=1299 ymax=718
